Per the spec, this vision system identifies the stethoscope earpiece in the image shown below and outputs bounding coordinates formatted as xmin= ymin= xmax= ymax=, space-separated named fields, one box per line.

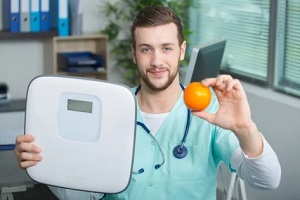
xmin=173 ymin=145 xmax=188 ymax=159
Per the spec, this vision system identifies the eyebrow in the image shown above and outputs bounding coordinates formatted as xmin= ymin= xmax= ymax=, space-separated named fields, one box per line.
xmin=137 ymin=43 xmax=176 ymax=48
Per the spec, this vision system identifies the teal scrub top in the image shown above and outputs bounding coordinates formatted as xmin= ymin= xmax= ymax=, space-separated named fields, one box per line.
xmin=105 ymin=88 xmax=240 ymax=200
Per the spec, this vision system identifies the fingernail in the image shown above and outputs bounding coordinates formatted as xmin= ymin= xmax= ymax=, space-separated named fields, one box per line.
xmin=36 ymin=155 xmax=42 ymax=160
xmin=35 ymin=147 xmax=41 ymax=153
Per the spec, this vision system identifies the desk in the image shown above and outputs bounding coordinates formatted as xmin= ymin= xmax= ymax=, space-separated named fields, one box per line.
xmin=0 ymin=99 xmax=26 ymax=113
xmin=0 ymin=99 xmax=26 ymax=150
xmin=0 ymin=151 xmax=36 ymax=200
xmin=0 ymin=151 xmax=35 ymax=187
xmin=0 ymin=100 xmax=35 ymax=199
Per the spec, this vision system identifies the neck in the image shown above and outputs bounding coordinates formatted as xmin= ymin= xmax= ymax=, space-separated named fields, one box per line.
xmin=137 ymin=78 xmax=182 ymax=114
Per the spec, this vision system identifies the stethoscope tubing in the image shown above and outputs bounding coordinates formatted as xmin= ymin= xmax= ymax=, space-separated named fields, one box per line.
xmin=135 ymin=84 xmax=191 ymax=161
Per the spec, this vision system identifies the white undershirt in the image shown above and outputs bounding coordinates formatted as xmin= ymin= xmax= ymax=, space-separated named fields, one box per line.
xmin=140 ymin=111 xmax=169 ymax=136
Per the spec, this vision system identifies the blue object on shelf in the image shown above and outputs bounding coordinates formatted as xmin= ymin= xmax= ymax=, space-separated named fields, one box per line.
xmin=0 ymin=144 xmax=15 ymax=151
xmin=57 ymin=51 xmax=105 ymax=72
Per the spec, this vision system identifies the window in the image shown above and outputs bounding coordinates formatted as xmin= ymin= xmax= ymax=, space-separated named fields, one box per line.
xmin=275 ymin=0 xmax=300 ymax=96
xmin=189 ymin=0 xmax=300 ymax=97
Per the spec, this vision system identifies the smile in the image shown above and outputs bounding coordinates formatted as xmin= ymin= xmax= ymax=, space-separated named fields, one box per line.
xmin=148 ymin=68 xmax=167 ymax=76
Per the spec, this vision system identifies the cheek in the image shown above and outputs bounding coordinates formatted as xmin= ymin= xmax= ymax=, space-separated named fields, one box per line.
xmin=169 ymin=54 xmax=181 ymax=68
xmin=135 ymin=54 xmax=149 ymax=66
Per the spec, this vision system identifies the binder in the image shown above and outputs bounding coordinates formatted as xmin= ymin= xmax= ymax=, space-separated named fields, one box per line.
xmin=57 ymin=0 xmax=69 ymax=36
xmin=30 ymin=0 xmax=40 ymax=32
xmin=2 ymin=0 xmax=20 ymax=32
xmin=69 ymin=0 xmax=82 ymax=35
xmin=20 ymin=0 xmax=30 ymax=32
xmin=0 ymin=0 xmax=3 ymax=31
xmin=10 ymin=0 xmax=20 ymax=32
xmin=50 ymin=0 xmax=70 ymax=36
xmin=40 ymin=0 xmax=50 ymax=31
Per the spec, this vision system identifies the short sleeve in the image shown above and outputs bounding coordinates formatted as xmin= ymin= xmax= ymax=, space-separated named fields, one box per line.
xmin=213 ymin=127 xmax=240 ymax=171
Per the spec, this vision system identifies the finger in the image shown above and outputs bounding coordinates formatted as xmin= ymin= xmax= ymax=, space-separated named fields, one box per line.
xmin=17 ymin=151 xmax=42 ymax=162
xmin=201 ymin=74 xmax=233 ymax=87
xmin=15 ymin=134 xmax=35 ymax=145
xmin=216 ymin=75 xmax=234 ymax=87
xmin=191 ymin=110 xmax=215 ymax=124
xmin=201 ymin=78 xmax=225 ymax=94
xmin=16 ymin=152 xmax=42 ymax=169
xmin=201 ymin=77 xmax=216 ymax=87
xmin=231 ymin=79 xmax=243 ymax=90
xmin=19 ymin=160 xmax=40 ymax=169
xmin=224 ymin=79 xmax=240 ymax=91
xmin=14 ymin=141 xmax=41 ymax=154
xmin=213 ymin=75 xmax=239 ymax=92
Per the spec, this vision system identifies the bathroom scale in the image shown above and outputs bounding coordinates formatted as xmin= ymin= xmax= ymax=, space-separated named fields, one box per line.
xmin=25 ymin=75 xmax=136 ymax=193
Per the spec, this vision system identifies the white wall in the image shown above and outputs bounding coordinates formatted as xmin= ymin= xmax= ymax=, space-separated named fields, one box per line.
xmin=0 ymin=0 xmax=122 ymax=99
xmin=218 ymin=82 xmax=300 ymax=200
xmin=244 ymin=83 xmax=300 ymax=199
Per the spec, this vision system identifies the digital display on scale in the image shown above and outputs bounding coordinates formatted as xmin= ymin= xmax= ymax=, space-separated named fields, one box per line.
xmin=67 ymin=99 xmax=93 ymax=113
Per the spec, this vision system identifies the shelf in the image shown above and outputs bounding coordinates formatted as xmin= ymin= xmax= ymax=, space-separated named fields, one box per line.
xmin=51 ymin=35 xmax=109 ymax=80
xmin=0 ymin=99 xmax=26 ymax=113
xmin=0 ymin=30 xmax=58 ymax=40
xmin=57 ymin=71 xmax=108 ymax=79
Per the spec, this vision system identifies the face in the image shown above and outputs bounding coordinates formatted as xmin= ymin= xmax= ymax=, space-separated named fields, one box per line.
xmin=132 ymin=23 xmax=186 ymax=91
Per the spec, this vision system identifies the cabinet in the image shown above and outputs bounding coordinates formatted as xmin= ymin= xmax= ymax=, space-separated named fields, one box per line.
xmin=49 ymin=35 xmax=109 ymax=80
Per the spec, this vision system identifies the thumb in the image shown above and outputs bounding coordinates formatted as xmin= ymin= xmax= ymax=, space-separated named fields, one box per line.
xmin=192 ymin=110 xmax=215 ymax=124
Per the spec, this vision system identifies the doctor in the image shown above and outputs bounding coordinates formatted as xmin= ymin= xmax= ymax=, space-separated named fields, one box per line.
xmin=14 ymin=5 xmax=281 ymax=200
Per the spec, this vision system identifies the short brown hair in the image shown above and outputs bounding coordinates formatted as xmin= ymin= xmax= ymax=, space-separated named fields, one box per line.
xmin=131 ymin=5 xmax=184 ymax=49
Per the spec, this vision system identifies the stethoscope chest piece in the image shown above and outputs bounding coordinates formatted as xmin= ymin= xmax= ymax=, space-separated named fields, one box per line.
xmin=173 ymin=145 xmax=188 ymax=159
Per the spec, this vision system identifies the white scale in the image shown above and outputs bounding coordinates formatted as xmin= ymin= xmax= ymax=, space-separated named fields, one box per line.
xmin=25 ymin=75 xmax=136 ymax=193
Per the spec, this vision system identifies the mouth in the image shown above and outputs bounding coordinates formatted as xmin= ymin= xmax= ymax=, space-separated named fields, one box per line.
xmin=148 ymin=67 xmax=167 ymax=77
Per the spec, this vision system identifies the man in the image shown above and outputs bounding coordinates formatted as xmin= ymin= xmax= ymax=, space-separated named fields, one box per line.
xmin=14 ymin=5 xmax=281 ymax=200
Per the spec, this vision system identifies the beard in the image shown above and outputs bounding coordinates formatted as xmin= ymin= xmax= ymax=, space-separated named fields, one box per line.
xmin=138 ymin=62 xmax=180 ymax=92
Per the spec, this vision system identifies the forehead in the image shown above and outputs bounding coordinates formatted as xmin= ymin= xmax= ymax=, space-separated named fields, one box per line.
xmin=134 ymin=23 xmax=178 ymax=46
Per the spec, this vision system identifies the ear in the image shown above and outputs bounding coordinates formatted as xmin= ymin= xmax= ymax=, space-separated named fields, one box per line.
xmin=180 ymin=41 xmax=187 ymax=61
xmin=131 ymin=44 xmax=137 ymax=64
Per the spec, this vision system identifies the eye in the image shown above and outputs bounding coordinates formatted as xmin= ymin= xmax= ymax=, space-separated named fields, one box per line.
xmin=163 ymin=47 xmax=173 ymax=52
xmin=141 ymin=47 xmax=151 ymax=53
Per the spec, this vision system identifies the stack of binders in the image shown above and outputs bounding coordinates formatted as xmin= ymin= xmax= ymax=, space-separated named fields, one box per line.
xmin=57 ymin=52 xmax=105 ymax=73
xmin=0 ymin=0 xmax=78 ymax=36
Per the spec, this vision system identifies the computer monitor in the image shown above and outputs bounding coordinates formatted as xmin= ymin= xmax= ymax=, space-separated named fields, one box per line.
xmin=183 ymin=39 xmax=226 ymax=85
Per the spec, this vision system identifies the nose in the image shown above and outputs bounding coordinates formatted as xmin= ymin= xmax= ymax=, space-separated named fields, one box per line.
xmin=150 ymin=50 xmax=164 ymax=67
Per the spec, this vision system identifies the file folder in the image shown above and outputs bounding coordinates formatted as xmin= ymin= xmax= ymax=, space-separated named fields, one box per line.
xmin=58 ymin=0 xmax=69 ymax=36
xmin=2 ymin=0 xmax=20 ymax=32
xmin=10 ymin=0 xmax=20 ymax=32
xmin=30 ymin=0 xmax=40 ymax=32
xmin=69 ymin=0 xmax=82 ymax=35
xmin=50 ymin=0 xmax=70 ymax=36
xmin=0 ymin=0 xmax=3 ymax=31
xmin=40 ymin=0 xmax=50 ymax=31
xmin=20 ymin=0 xmax=30 ymax=32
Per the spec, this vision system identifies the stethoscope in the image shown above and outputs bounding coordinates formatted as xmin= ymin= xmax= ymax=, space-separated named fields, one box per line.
xmin=134 ymin=84 xmax=191 ymax=173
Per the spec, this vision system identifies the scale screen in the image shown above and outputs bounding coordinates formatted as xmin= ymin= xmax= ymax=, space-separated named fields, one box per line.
xmin=58 ymin=92 xmax=101 ymax=143
xmin=67 ymin=99 xmax=93 ymax=113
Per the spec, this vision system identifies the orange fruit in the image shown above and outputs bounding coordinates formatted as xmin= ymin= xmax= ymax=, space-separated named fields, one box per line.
xmin=184 ymin=82 xmax=211 ymax=111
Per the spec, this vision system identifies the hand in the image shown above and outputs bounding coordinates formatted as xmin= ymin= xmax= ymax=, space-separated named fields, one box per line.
xmin=193 ymin=74 xmax=253 ymax=133
xmin=192 ymin=75 xmax=263 ymax=157
xmin=14 ymin=134 xmax=42 ymax=169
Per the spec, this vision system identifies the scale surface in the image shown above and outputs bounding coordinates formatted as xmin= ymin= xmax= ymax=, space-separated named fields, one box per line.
xmin=25 ymin=75 xmax=136 ymax=193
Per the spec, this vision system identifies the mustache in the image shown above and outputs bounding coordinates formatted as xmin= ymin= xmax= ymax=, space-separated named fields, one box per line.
xmin=147 ymin=66 xmax=167 ymax=72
